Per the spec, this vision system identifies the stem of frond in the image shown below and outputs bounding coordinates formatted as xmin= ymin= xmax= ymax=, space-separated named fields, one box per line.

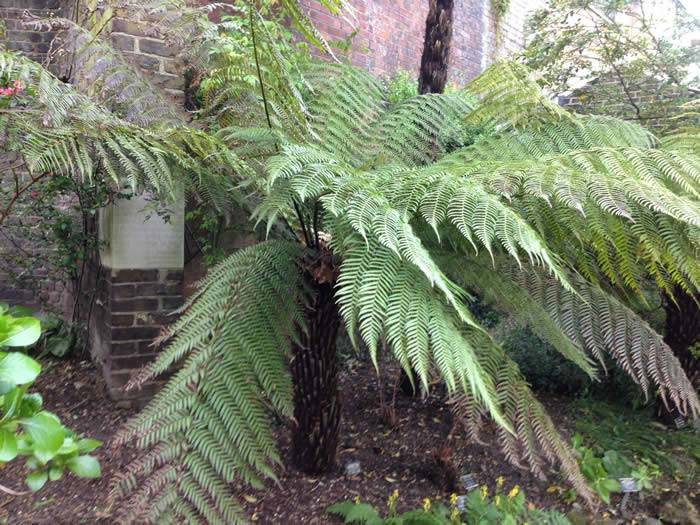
xmin=293 ymin=198 xmax=312 ymax=247
xmin=249 ymin=2 xmax=273 ymax=131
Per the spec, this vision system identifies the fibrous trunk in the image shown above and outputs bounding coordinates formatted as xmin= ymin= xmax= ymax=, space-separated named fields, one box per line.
xmin=658 ymin=287 xmax=700 ymax=422
xmin=290 ymin=261 xmax=341 ymax=473
xmin=418 ymin=0 xmax=455 ymax=95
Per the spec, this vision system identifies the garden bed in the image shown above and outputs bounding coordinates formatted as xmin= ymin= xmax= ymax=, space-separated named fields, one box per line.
xmin=0 ymin=356 xmax=694 ymax=524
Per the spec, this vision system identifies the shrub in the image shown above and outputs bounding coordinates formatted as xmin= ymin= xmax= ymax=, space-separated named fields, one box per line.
xmin=386 ymin=70 xmax=418 ymax=105
xmin=0 ymin=305 xmax=101 ymax=492
xmin=503 ymin=326 xmax=589 ymax=395
xmin=574 ymin=400 xmax=700 ymax=480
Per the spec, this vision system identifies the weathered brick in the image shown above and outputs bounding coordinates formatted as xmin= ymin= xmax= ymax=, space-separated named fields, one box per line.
xmin=164 ymin=270 xmax=184 ymax=281
xmin=137 ymin=37 xmax=174 ymax=57
xmin=112 ymin=342 xmax=138 ymax=356
xmin=111 ymin=314 xmax=135 ymax=327
xmin=162 ymin=58 xmax=183 ymax=75
xmin=112 ymin=298 xmax=160 ymax=313
xmin=161 ymin=296 xmax=184 ymax=310
xmin=135 ymin=311 xmax=172 ymax=326
xmin=111 ymin=354 xmax=159 ymax=369
xmin=112 ymin=269 xmax=159 ymax=282
xmin=111 ymin=326 xmax=162 ymax=341
xmin=111 ymin=18 xmax=149 ymax=38
xmin=111 ymin=284 xmax=136 ymax=299
xmin=110 ymin=32 xmax=136 ymax=52
xmin=122 ymin=51 xmax=161 ymax=71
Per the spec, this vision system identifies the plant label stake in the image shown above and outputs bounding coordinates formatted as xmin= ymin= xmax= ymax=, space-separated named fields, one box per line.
xmin=619 ymin=478 xmax=638 ymax=493
xmin=456 ymin=495 xmax=467 ymax=512
xmin=619 ymin=477 xmax=639 ymax=514
xmin=460 ymin=473 xmax=478 ymax=492
xmin=674 ymin=415 xmax=687 ymax=429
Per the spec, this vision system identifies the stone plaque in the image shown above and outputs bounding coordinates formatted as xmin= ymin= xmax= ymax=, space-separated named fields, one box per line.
xmin=99 ymin=193 xmax=184 ymax=270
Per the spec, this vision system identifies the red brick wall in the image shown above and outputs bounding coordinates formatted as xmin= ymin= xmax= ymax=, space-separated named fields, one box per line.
xmin=302 ymin=0 xmax=537 ymax=84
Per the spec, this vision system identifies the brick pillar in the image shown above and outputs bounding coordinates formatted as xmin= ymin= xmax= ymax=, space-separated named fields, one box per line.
xmin=91 ymin=194 xmax=184 ymax=407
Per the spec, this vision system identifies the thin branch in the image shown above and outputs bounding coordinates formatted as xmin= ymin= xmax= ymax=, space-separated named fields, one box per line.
xmin=593 ymin=22 xmax=643 ymax=119
xmin=0 ymin=171 xmax=50 ymax=228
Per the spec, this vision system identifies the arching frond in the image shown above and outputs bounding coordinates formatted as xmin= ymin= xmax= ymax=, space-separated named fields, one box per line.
xmin=450 ymin=342 xmax=597 ymax=507
xmin=332 ymin=231 xmax=505 ymax=427
xmin=465 ymin=60 xmax=573 ymax=130
xmin=111 ymin=241 xmax=304 ymax=524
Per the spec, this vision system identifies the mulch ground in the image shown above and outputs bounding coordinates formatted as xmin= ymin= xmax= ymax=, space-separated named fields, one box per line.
xmin=0 ymin=355 xmax=693 ymax=524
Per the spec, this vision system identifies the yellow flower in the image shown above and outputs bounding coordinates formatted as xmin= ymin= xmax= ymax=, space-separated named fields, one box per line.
xmin=353 ymin=495 xmax=361 ymax=504
xmin=480 ymin=485 xmax=489 ymax=500
xmin=449 ymin=493 xmax=458 ymax=507
xmin=422 ymin=498 xmax=431 ymax=512
xmin=450 ymin=507 xmax=460 ymax=523
xmin=495 ymin=495 xmax=501 ymax=506
xmin=387 ymin=489 xmax=399 ymax=513
xmin=508 ymin=485 xmax=520 ymax=499
xmin=496 ymin=476 xmax=505 ymax=489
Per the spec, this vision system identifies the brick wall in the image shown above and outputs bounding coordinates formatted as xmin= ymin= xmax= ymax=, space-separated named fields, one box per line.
xmin=107 ymin=10 xmax=185 ymax=102
xmin=0 ymin=0 xmax=69 ymax=68
xmin=0 ymin=2 xmax=77 ymax=313
xmin=559 ymin=77 xmax=698 ymax=130
xmin=302 ymin=0 xmax=539 ymax=83
xmin=90 ymin=268 xmax=183 ymax=407
xmin=74 ymin=1 xmax=540 ymax=108
xmin=0 ymin=155 xmax=74 ymax=315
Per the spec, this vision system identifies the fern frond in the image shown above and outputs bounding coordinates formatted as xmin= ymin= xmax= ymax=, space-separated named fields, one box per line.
xmin=110 ymin=241 xmax=304 ymax=524
xmin=333 ymin=230 xmax=507 ymax=430
xmin=450 ymin=340 xmax=596 ymax=507
xmin=465 ymin=61 xmax=573 ymax=130
xmin=499 ymin=264 xmax=700 ymax=416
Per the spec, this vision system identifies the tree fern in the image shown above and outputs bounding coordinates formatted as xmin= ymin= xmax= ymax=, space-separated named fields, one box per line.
xmin=5 ymin=2 xmax=700 ymax=520
xmin=0 ymin=51 xmax=181 ymax=197
xmin=104 ymin=55 xmax=700 ymax=521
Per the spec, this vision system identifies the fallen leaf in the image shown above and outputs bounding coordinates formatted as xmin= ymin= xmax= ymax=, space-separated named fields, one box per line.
xmin=243 ymin=495 xmax=258 ymax=503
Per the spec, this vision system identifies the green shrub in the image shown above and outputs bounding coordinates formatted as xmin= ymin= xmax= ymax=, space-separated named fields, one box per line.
xmin=0 ymin=305 xmax=102 ymax=492
xmin=503 ymin=327 xmax=589 ymax=395
xmin=385 ymin=70 xmax=418 ymax=105
xmin=32 ymin=312 xmax=80 ymax=358
xmin=570 ymin=435 xmax=622 ymax=504
xmin=573 ymin=399 xmax=700 ymax=480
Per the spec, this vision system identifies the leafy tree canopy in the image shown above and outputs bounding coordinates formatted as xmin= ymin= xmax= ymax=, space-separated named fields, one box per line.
xmin=522 ymin=0 xmax=699 ymax=123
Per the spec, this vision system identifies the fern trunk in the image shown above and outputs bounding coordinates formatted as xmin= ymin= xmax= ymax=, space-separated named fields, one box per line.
xmin=398 ymin=0 xmax=456 ymax=397
xmin=291 ymin=267 xmax=342 ymax=473
xmin=658 ymin=287 xmax=700 ymax=422
xmin=418 ymin=0 xmax=454 ymax=94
